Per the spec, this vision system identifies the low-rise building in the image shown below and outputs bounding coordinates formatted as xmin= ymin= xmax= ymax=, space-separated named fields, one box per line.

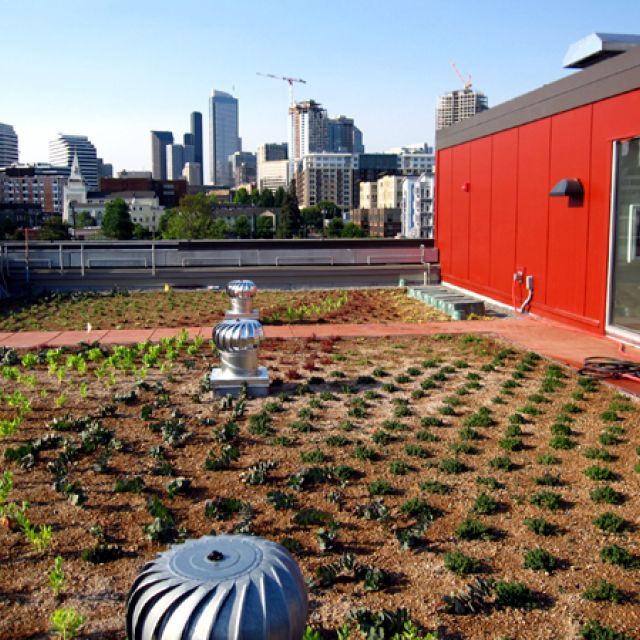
xmin=401 ymin=173 xmax=434 ymax=238
xmin=296 ymin=152 xmax=355 ymax=215
xmin=0 ymin=164 xmax=69 ymax=215
xmin=377 ymin=175 xmax=404 ymax=208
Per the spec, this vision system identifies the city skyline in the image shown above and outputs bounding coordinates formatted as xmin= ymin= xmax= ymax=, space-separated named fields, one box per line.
xmin=3 ymin=0 xmax=640 ymax=175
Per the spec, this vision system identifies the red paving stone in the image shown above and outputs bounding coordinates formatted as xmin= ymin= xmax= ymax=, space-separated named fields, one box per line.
xmin=0 ymin=317 xmax=638 ymax=393
xmin=45 ymin=330 xmax=109 ymax=347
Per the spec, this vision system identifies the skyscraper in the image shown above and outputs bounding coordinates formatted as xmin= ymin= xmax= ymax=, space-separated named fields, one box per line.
xmin=209 ymin=90 xmax=240 ymax=185
xmin=166 ymin=144 xmax=186 ymax=180
xmin=436 ymin=89 xmax=488 ymax=130
xmin=327 ymin=116 xmax=364 ymax=153
xmin=49 ymin=133 xmax=98 ymax=189
xmin=150 ymin=131 xmax=174 ymax=180
xmin=288 ymin=100 xmax=328 ymax=165
xmin=0 ymin=123 xmax=19 ymax=166
xmin=190 ymin=111 xmax=203 ymax=185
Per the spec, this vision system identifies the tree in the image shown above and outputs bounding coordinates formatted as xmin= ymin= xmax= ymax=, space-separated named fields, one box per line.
xmin=316 ymin=200 xmax=340 ymax=219
xmin=325 ymin=217 xmax=344 ymax=238
xmin=274 ymin=186 xmax=286 ymax=207
xmin=276 ymin=180 xmax=301 ymax=238
xmin=233 ymin=188 xmax=250 ymax=205
xmin=74 ymin=211 xmax=95 ymax=228
xmin=39 ymin=216 xmax=70 ymax=241
xmin=259 ymin=188 xmax=275 ymax=208
xmin=255 ymin=215 xmax=274 ymax=239
xmin=341 ymin=221 xmax=365 ymax=238
xmin=0 ymin=216 xmax=17 ymax=240
xmin=133 ymin=223 xmax=150 ymax=239
xmin=160 ymin=193 xmax=222 ymax=239
xmin=232 ymin=215 xmax=252 ymax=239
xmin=250 ymin=187 xmax=261 ymax=206
xmin=102 ymin=199 xmax=133 ymax=239
xmin=300 ymin=206 xmax=323 ymax=233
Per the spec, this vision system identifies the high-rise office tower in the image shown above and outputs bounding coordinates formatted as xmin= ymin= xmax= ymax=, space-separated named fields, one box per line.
xmin=288 ymin=100 xmax=328 ymax=165
xmin=150 ymin=131 xmax=174 ymax=180
xmin=49 ymin=133 xmax=98 ymax=189
xmin=166 ymin=144 xmax=186 ymax=180
xmin=209 ymin=90 xmax=240 ymax=185
xmin=189 ymin=111 xmax=203 ymax=185
xmin=327 ymin=116 xmax=364 ymax=153
xmin=436 ymin=89 xmax=488 ymax=130
xmin=0 ymin=123 xmax=19 ymax=166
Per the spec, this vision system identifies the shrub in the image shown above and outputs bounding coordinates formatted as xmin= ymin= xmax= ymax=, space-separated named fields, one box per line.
xmin=420 ymin=480 xmax=449 ymax=494
xmin=450 ymin=442 xmax=478 ymax=455
xmin=593 ymin=512 xmax=628 ymax=534
xmin=535 ymin=473 xmax=562 ymax=487
xmin=499 ymin=436 xmax=524 ymax=452
xmin=455 ymin=518 xmax=492 ymax=540
xmin=326 ymin=435 xmax=349 ymax=447
xmin=400 ymin=498 xmax=441 ymax=521
xmin=537 ymin=452 xmax=559 ymax=465
xmin=600 ymin=544 xmax=636 ymax=569
xmin=459 ymin=426 xmax=481 ymax=441
xmin=582 ymin=580 xmax=623 ymax=603
xmin=113 ymin=475 xmax=145 ymax=494
xmin=421 ymin=416 xmax=445 ymax=428
xmin=550 ymin=422 xmax=572 ymax=436
xmin=300 ymin=449 xmax=327 ymax=464
xmin=599 ymin=431 xmax=621 ymax=446
xmin=494 ymin=581 xmax=537 ymax=609
xmin=438 ymin=405 xmax=456 ymax=416
xmin=417 ymin=430 xmax=440 ymax=442
xmin=601 ymin=410 xmax=621 ymax=422
xmin=583 ymin=447 xmax=615 ymax=462
xmin=405 ymin=444 xmax=430 ymax=458
xmin=590 ymin=485 xmax=624 ymax=505
xmin=579 ymin=620 xmax=633 ymax=640
xmin=523 ymin=548 xmax=557 ymax=572
xmin=292 ymin=508 xmax=332 ymax=526
xmin=372 ymin=430 xmax=394 ymax=446
xmin=354 ymin=445 xmax=377 ymax=462
xmin=439 ymin=458 xmax=469 ymax=474
xmin=584 ymin=465 xmax=617 ymax=481
xmin=368 ymin=480 xmax=396 ymax=496
xmin=529 ymin=491 xmax=563 ymax=510
xmin=471 ymin=493 xmax=498 ymax=515
xmin=50 ymin=607 xmax=85 ymax=639
xmin=489 ymin=456 xmax=514 ymax=471
xmin=476 ymin=476 xmax=503 ymax=490
xmin=389 ymin=460 xmax=410 ymax=475
xmin=524 ymin=517 xmax=557 ymax=536
xmin=444 ymin=550 xmax=481 ymax=576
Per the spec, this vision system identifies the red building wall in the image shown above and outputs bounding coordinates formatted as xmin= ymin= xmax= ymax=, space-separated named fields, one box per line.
xmin=435 ymin=88 xmax=640 ymax=334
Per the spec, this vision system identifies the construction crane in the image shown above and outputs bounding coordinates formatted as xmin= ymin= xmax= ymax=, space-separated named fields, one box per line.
xmin=256 ymin=72 xmax=307 ymax=106
xmin=449 ymin=61 xmax=472 ymax=90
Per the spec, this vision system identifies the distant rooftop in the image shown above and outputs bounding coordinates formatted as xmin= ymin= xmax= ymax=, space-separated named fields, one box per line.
xmin=563 ymin=32 xmax=640 ymax=69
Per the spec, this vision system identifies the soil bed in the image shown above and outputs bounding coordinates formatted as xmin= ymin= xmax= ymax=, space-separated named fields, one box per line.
xmin=0 ymin=288 xmax=451 ymax=332
xmin=0 ymin=334 xmax=638 ymax=639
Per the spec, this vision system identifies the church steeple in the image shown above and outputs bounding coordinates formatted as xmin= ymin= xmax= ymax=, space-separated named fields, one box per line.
xmin=69 ymin=151 xmax=84 ymax=184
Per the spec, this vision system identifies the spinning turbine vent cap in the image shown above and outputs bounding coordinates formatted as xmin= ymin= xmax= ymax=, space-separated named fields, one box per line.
xmin=227 ymin=280 xmax=257 ymax=299
xmin=126 ymin=534 xmax=308 ymax=640
xmin=226 ymin=280 xmax=259 ymax=317
xmin=213 ymin=318 xmax=264 ymax=352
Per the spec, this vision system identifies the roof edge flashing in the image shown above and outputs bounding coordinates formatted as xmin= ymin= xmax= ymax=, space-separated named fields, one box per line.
xmin=563 ymin=32 xmax=640 ymax=69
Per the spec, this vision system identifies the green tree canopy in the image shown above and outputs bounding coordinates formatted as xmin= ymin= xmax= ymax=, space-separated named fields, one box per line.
xmin=101 ymin=199 xmax=133 ymax=239
xmin=316 ymin=200 xmax=340 ymax=219
xmin=341 ymin=221 xmax=366 ymax=238
xmin=300 ymin=206 xmax=324 ymax=233
xmin=39 ymin=216 xmax=70 ymax=241
xmin=74 ymin=211 xmax=96 ymax=228
xmin=325 ymin=217 xmax=344 ymax=238
xmin=133 ymin=223 xmax=150 ymax=239
xmin=232 ymin=215 xmax=252 ymax=239
xmin=160 ymin=193 xmax=226 ymax=239
xmin=258 ymin=188 xmax=275 ymax=208
xmin=276 ymin=180 xmax=301 ymax=239
xmin=255 ymin=215 xmax=274 ymax=239
xmin=250 ymin=187 xmax=261 ymax=206
xmin=274 ymin=186 xmax=286 ymax=207
xmin=233 ymin=188 xmax=251 ymax=205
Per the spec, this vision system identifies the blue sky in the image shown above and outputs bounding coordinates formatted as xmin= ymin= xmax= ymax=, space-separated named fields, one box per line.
xmin=2 ymin=0 xmax=640 ymax=175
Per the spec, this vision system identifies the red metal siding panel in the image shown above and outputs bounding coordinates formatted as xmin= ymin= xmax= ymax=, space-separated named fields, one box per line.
xmin=589 ymin=89 xmax=640 ymax=328
xmin=546 ymin=106 xmax=592 ymax=318
xmin=451 ymin=145 xmax=471 ymax=280
xmin=489 ymin=129 xmax=519 ymax=296
xmin=468 ymin=137 xmax=492 ymax=286
xmin=436 ymin=148 xmax=454 ymax=278
xmin=515 ymin=119 xmax=551 ymax=307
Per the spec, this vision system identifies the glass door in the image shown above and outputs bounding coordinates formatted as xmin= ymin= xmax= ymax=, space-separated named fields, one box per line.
xmin=609 ymin=138 xmax=640 ymax=340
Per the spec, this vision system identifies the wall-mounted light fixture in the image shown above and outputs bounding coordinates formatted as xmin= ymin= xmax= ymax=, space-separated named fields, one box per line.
xmin=549 ymin=178 xmax=584 ymax=206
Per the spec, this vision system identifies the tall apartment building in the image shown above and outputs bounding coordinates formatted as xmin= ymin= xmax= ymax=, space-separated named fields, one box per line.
xmin=0 ymin=164 xmax=70 ymax=215
xmin=401 ymin=173 xmax=434 ymax=239
xmin=390 ymin=144 xmax=435 ymax=175
xmin=151 ymin=131 xmax=174 ymax=181
xmin=0 ymin=123 xmax=19 ymax=166
xmin=257 ymin=143 xmax=289 ymax=191
xmin=49 ymin=134 xmax=99 ymax=190
xmin=288 ymin=100 xmax=328 ymax=174
xmin=296 ymin=153 xmax=355 ymax=215
xmin=209 ymin=90 xmax=240 ymax=186
xmin=436 ymin=89 xmax=488 ymax=130
xmin=327 ymin=116 xmax=364 ymax=153
xmin=376 ymin=175 xmax=404 ymax=208
xmin=189 ymin=111 xmax=203 ymax=185
xmin=229 ymin=151 xmax=256 ymax=187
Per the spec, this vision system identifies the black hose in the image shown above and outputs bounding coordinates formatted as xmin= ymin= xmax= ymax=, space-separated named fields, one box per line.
xmin=578 ymin=357 xmax=640 ymax=379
